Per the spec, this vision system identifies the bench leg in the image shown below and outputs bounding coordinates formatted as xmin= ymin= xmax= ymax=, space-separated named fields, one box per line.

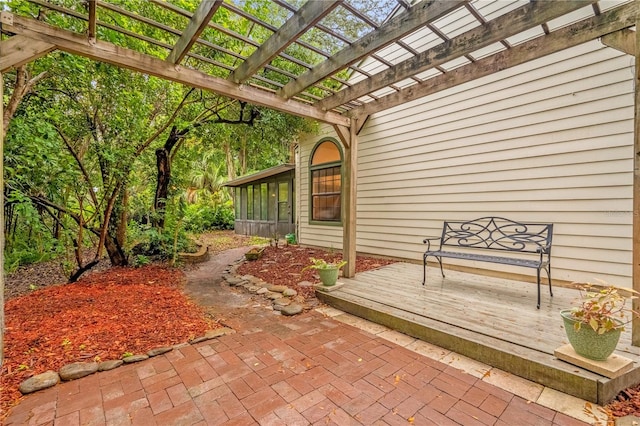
xmin=422 ymin=254 xmax=427 ymax=285
xmin=422 ymin=255 xmax=445 ymax=285
xmin=437 ymin=256 xmax=444 ymax=278
xmin=536 ymin=269 xmax=541 ymax=309
xmin=546 ymin=265 xmax=553 ymax=297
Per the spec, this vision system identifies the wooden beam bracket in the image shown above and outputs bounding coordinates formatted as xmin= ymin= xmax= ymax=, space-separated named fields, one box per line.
xmin=601 ymin=28 xmax=635 ymax=55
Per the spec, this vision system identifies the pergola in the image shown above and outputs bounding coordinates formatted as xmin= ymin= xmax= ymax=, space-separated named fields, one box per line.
xmin=1 ymin=0 xmax=639 ymax=340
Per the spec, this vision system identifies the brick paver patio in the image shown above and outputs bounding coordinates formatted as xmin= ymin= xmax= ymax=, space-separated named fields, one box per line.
xmin=5 ymin=309 xmax=589 ymax=425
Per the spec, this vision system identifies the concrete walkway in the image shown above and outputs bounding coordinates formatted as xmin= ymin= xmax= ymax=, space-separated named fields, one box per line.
xmin=4 ymin=249 xmax=602 ymax=425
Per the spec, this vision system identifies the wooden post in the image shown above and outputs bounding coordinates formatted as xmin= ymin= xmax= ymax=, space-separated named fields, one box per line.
xmin=342 ymin=119 xmax=357 ymax=278
xmin=633 ymin=18 xmax=640 ymax=347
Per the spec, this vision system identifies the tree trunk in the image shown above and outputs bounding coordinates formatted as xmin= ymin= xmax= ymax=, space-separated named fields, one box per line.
xmin=104 ymin=233 xmax=127 ymax=266
xmin=224 ymin=142 xmax=236 ymax=180
xmin=154 ymin=146 xmax=170 ymax=229
xmin=3 ymin=66 xmax=47 ymax=135
xmin=117 ymin=185 xmax=128 ymax=248
xmin=239 ymin=134 xmax=247 ymax=175
xmin=153 ymin=127 xmax=183 ymax=229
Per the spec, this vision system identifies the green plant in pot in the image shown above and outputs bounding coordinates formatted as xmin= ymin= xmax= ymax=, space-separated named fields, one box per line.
xmin=302 ymin=257 xmax=347 ymax=287
xmin=560 ymin=283 xmax=639 ymax=361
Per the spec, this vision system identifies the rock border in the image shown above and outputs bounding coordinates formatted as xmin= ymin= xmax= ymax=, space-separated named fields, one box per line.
xmin=221 ymin=257 xmax=318 ymax=316
xmin=18 ymin=327 xmax=234 ymax=395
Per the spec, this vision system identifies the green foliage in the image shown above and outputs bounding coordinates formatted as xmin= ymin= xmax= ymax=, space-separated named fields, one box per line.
xmin=302 ymin=257 xmax=347 ymax=271
xmin=128 ymin=222 xmax=195 ymax=259
xmin=132 ymin=255 xmax=151 ymax=268
xmin=3 ymin=1 xmax=320 ymax=276
xmin=183 ymin=201 xmax=235 ymax=233
xmin=568 ymin=283 xmax=640 ymax=334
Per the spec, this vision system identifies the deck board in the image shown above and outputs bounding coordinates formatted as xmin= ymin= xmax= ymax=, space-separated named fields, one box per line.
xmin=316 ymin=262 xmax=640 ymax=404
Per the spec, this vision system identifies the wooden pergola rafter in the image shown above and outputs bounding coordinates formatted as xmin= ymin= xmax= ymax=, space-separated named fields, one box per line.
xmin=1 ymin=0 xmax=640 ymax=344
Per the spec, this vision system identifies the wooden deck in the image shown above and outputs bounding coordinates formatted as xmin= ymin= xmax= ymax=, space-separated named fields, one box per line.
xmin=315 ymin=262 xmax=640 ymax=404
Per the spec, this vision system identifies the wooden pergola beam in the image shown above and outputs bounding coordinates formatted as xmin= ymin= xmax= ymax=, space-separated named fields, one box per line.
xmin=349 ymin=1 xmax=639 ymax=119
xmin=278 ymin=0 xmax=467 ymax=100
xmin=229 ymin=0 xmax=340 ymax=84
xmin=320 ymin=0 xmax=596 ymax=111
xmin=0 ymin=34 xmax=56 ymax=72
xmin=0 ymin=12 xmax=350 ymax=127
xmin=166 ymin=0 xmax=222 ymax=65
xmin=601 ymin=28 xmax=635 ymax=55
xmin=87 ymin=0 xmax=96 ymax=41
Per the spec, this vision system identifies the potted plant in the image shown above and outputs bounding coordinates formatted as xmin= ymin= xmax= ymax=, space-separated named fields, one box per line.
xmin=560 ymin=283 xmax=639 ymax=361
xmin=302 ymin=257 xmax=347 ymax=287
xmin=245 ymin=247 xmax=266 ymax=261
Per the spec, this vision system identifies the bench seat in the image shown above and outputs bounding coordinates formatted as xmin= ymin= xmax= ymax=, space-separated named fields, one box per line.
xmin=425 ymin=250 xmax=546 ymax=269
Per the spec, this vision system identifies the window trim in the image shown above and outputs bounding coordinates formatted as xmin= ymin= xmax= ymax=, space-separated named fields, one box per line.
xmin=308 ymin=138 xmax=343 ymax=226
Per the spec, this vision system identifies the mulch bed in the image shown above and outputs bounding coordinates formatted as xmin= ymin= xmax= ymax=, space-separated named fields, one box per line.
xmin=0 ymin=265 xmax=215 ymax=419
xmin=236 ymin=245 xmax=397 ymax=299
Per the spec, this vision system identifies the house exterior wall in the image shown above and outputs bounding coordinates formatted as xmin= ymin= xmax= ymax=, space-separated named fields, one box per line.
xmin=298 ymin=40 xmax=634 ymax=287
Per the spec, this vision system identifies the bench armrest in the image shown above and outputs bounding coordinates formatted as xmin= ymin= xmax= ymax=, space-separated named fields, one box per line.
xmin=423 ymin=237 xmax=441 ymax=251
xmin=536 ymin=245 xmax=551 ymax=254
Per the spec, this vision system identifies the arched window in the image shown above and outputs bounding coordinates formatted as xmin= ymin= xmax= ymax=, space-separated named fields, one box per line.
xmin=310 ymin=139 xmax=342 ymax=223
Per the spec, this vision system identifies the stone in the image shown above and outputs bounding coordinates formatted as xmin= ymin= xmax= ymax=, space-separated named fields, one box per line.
xmin=59 ymin=362 xmax=99 ymax=381
xmin=225 ymin=277 xmax=243 ymax=286
xmin=297 ymin=281 xmax=314 ymax=287
xmin=19 ymin=371 xmax=60 ymax=394
xmin=257 ymin=287 xmax=269 ymax=295
xmin=190 ymin=336 xmax=208 ymax=344
xmin=266 ymin=292 xmax=282 ymax=300
xmin=281 ymin=304 xmax=304 ymax=316
xmin=241 ymin=275 xmax=254 ymax=281
xmin=98 ymin=360 xmax=123 ymax=371
xmin=282 ymin=288 xmax=298 ymax=297
xmin=273 ymin=298 xmax=291 ymax=307
xmin=147 ymin=347 xmax=172 ymax=357
xmin=268 ymin=285 xmax=288 ymax=293
xmin=206 ymin=327 xmax=233 ymax=339
xmin=248 ymin=286 xmax=260 ymax=293
xmin=122 ymin=354 xmax=149 ymax=364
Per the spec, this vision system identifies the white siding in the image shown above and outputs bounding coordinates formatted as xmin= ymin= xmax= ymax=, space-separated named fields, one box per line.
xmin=299 ymin=40 xmax=634 ymax=287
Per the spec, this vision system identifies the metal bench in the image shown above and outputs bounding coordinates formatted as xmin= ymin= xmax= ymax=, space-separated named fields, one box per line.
xmin=422 ymin=216 xmax=553 ymax=308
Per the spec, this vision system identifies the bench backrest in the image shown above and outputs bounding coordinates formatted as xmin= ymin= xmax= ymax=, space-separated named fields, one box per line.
xmin=441 ymin=217 xmax=553 ymax=254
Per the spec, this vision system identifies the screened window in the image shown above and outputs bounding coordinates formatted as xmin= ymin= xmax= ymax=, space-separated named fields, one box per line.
xmin=278 ymin=181 xmax=289 ymax=222
xmin=234 ymin=187 xmax=241 ymax=219
xmin=247 ymin=186 xmax=253 ymax=220
xmin=268 ymin=182 xmax=276 ymax=221
xmin=253 ymin=184 xmax=260 ymax=220
xmin=260 ymin=183 xmax=268 ymax=221
xmin=310 ymin=140 xmax=342 ymax=222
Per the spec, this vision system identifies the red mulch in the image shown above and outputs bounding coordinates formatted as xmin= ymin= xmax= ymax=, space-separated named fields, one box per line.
xmin=0 ymin=265 xmax=215 ymax=419
xmin=606 ymin=386 xmax=640 ymax=418
xmin=236 ymin=245 xmax=397 ymax=299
